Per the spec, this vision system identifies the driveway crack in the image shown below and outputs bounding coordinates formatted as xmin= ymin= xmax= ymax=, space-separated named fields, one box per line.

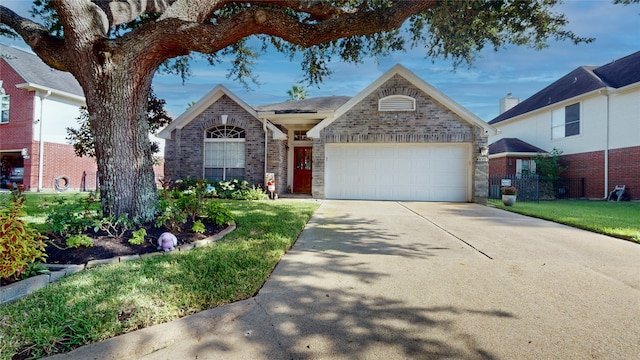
xmin=397 ymin=202 xmax=493 ymax=260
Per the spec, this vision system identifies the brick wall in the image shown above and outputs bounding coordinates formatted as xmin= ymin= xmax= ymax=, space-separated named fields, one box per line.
xmin=489 ymin=156 xmax=523 ymax=177
xmin=164 ymin=95 xmax=265 ymax=186
xmin=490 ymin=147 xmax=639 ymax=200
xmin=33 ymin=142 xmax=98 ymax=191
xmin=0 ymin=58 xmax=35 ymax=152
xmin=314 ymin=74 xmax=488 ymax=203
xmin=266 ymin=135 xmax=287 ymax=195
xmin=608 ymin=146 xmax=640 ymax=200
xmin=561 ymin=151 xmax=605 ymax=199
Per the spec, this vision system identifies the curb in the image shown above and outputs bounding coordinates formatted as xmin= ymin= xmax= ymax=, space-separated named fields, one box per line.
xmin=0 ymin=222 xmax=236 ymax=305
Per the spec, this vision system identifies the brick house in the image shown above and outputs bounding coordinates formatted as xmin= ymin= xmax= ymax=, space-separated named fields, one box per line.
xmin=0 ymin=44 xmax=96 ymax=191
xmin=1 ymin=44 xmax=164 ymax=192
xmin=159 ymin=64 xmax=495 ymax=203
xmin=488 ymin=51 xmax=640 ymax=200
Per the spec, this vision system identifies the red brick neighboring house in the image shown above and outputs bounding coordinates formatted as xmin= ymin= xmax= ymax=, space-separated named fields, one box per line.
xmin=488 ymin=51 xmax=640 ymax=200
xmin=0 ymin=44 xmax=163 ymax=192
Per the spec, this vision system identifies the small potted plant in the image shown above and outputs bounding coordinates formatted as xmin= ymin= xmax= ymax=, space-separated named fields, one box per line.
xmin=501 ymin=186 xmax=518 ymax=206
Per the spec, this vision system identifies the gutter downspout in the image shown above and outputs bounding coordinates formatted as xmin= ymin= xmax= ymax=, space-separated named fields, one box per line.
xmin=37 ymin=90 xmax=51 ymax=192
xmin=263 ymin=118 xmax=268 ymax=187
xmin=604 ymin=89 xmax=610 ymax=199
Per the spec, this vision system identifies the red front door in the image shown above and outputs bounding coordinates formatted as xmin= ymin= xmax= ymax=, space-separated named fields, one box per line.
xmin=293 ymin=147 xmax=312 ymax=194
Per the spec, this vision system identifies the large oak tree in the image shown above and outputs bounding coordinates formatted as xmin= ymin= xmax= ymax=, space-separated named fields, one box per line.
xmin=0 ymin=0 xmax=592 ymax=222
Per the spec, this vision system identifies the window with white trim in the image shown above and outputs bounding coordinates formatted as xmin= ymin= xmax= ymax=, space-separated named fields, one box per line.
xmin=378 ymin=95 xmax=416 ymax=112
xmin=0 ymin=84 xmax=9 ymax=124
xmin=516 ymin=159 xmax=536 ymax=178
xmin=551 ymin=103 xmax=580 ymax=139
xmin=204 ymin=125 xmax=245 ymax=181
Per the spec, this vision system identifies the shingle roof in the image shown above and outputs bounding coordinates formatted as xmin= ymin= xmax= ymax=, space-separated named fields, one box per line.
xmin=489 ymin=138 xmax=547 ymax=155
xmin=254 ymin=96 xmax=351 ymax=113
xmin=0 ymin=43 xmax=84 ymax=97
xmin=489 ymin=51 xmax=640 ymax=125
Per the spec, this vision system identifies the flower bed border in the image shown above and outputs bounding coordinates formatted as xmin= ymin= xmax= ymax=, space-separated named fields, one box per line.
xmin=0 ymin=222 xmax=236 ymax=305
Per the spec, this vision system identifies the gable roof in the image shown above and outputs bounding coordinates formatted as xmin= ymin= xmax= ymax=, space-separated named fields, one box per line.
xmin=0 ymin=43 xmax=84 ymax=99
xmin=157 ymin=84 xmax=287 ymax=140
xmin=308 ymin=64 xmax=495 ymax=138
xmin=489 ymin=138 xmax=547 ymax=156
xmin=254 ymin=96 xmax=350 ymax=114
xmin=490 ymin=51 xmax=640 ymax=125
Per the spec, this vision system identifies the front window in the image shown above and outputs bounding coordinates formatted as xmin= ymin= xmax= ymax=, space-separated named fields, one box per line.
xmin=293 ymin=130 xmax=309 ymax=141
xmin=204 ymin=125 xmax=245 ymax=181
xmin=551 ymin=103 xmax=580 ymax=139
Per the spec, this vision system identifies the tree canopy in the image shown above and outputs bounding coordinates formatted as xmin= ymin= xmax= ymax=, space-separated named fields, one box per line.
xmin=2 ymin=0 xmax=592 ymax=87
xmin=0 ymin=0 xmax=595 ymax=221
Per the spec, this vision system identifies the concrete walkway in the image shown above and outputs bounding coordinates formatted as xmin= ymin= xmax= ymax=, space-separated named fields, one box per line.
xmin=49 ymin=201 xmax=640 ymax=359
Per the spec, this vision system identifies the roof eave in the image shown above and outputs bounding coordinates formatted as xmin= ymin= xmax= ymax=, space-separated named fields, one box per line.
xmin=489 ymin=151 xmax=547 ymax=159
xmin=15 ymin=82 xmax=85 ymax=105
xmin=310 ymin=64 xmax=496 ymax=137
xmin=157 ymin=84 xmax=258 ymax=140
xmin=492 ymin=88 xmax=606 ymax=126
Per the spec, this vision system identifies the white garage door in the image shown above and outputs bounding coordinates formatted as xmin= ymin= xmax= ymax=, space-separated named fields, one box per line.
xmin=325 ymin=143 xmax=470 ymax=201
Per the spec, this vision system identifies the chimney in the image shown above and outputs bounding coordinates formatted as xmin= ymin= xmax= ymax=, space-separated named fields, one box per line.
xmin=499 ymin=93 xmax=519 ymax=114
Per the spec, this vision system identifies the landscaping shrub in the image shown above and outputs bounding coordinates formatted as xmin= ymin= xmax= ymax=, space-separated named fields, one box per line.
xmin=44 ymin=193 xmax=100 ymax=238
xmin=129 ymin=228 xmax=147 ymax=245
xmin=215 ymin=179 xmax=267 ymax=200
xmin=206 ymin=201 xmax=235 ymax=226
xmin=66 ymin=234 xmax=93 ymax=248
xmin=0 ymin=191 xmax=47 ymax=280
xmin=156 ymin=180 xmax=236 ymax=231
xmin=191 ymin=219 xmax=206 ymax=234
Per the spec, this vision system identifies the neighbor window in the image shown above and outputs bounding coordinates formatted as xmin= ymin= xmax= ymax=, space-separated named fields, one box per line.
xmin=551 ymin=103 xmax=580 ymax=139
xmin=204 ymin=125 xmax=245 ymax=181
xmin=516 ymin=159 xmax=536 ymax=178
xmin=0 ymin=92 xmax=9 ymax=124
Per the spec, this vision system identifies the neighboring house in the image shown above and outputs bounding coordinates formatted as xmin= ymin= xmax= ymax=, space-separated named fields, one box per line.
xmin=158 ymin=64 xmax=495 ymax=203
xmin=0 ymin=44 xmax=164 ymax=192
xmin=0 ymin=43 xmax=95 ymax=191
xmin=488 ymin=51 xmax=640 ymax=200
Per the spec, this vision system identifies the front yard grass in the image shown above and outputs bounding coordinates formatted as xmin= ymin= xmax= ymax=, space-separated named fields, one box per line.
xmin=0 ymin=199 xmax=320 ymax=360
xmin=489 ymin=199 xmax=640 ymax=243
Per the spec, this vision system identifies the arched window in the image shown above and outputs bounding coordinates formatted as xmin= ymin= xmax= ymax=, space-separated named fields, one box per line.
xmin=378 ymin=95 xmax=416 ymax=112
xmin=204 ymin=125 xmax=245 ymax=181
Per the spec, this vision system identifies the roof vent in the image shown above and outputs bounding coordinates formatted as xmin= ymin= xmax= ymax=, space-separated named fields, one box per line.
xmin=378 ymin=95 xmax=415 ymax=112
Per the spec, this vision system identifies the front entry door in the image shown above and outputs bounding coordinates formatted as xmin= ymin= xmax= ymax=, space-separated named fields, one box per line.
xmin=293 ymin=147 xmax=312 ymax=194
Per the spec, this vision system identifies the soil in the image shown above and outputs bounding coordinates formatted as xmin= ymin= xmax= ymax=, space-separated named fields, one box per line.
xmin=44 ymin=219 xmax=225 ymax=265
xmin=0 ymin=219 xmax=225 ymax=287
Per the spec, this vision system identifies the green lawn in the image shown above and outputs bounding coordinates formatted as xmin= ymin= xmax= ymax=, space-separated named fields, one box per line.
xmin=489 ymin=199 xmax=640 ymax=243
xmin=0 ymin=199 xmax=319 ymax=360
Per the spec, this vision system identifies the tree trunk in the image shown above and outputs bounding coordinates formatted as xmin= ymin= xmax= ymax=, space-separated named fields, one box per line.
xmin=84 ymin=60 xmax=158 ymax=222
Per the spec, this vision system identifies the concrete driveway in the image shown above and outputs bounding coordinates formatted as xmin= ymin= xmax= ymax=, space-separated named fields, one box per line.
xmin=50 ymin=201 xmax=640 ymax=359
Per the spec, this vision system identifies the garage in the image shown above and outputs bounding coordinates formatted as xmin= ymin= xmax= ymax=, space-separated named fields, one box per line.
xmin=325 ymin=143 xmax=471 ymax=201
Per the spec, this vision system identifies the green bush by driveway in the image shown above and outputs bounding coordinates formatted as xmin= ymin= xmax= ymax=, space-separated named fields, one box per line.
xmin=490 ymin=199 xmax=640 ymax=243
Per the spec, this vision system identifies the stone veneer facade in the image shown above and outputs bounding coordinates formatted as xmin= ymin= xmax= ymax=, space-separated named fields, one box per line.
xmin=312 ymin=75 xmax=489 ymax=204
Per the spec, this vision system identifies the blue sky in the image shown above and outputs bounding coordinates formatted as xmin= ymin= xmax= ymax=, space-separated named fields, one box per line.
xmin=2 ymin=0 xmax=639 ymax=122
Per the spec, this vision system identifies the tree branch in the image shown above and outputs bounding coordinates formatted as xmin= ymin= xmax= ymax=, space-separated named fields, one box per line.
xmin=0 ymin=6 xmax=67 ymax=70
xmin=133 ymin=0 xmax=435 ymax=64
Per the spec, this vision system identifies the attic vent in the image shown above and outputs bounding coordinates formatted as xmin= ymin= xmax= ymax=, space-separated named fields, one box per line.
xmin=378 ymin=95 xmax=415 ymax=112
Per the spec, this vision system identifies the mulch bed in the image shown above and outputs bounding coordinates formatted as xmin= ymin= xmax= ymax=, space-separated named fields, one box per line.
xmin=44 ymin=219 xmax=224 ymax=265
